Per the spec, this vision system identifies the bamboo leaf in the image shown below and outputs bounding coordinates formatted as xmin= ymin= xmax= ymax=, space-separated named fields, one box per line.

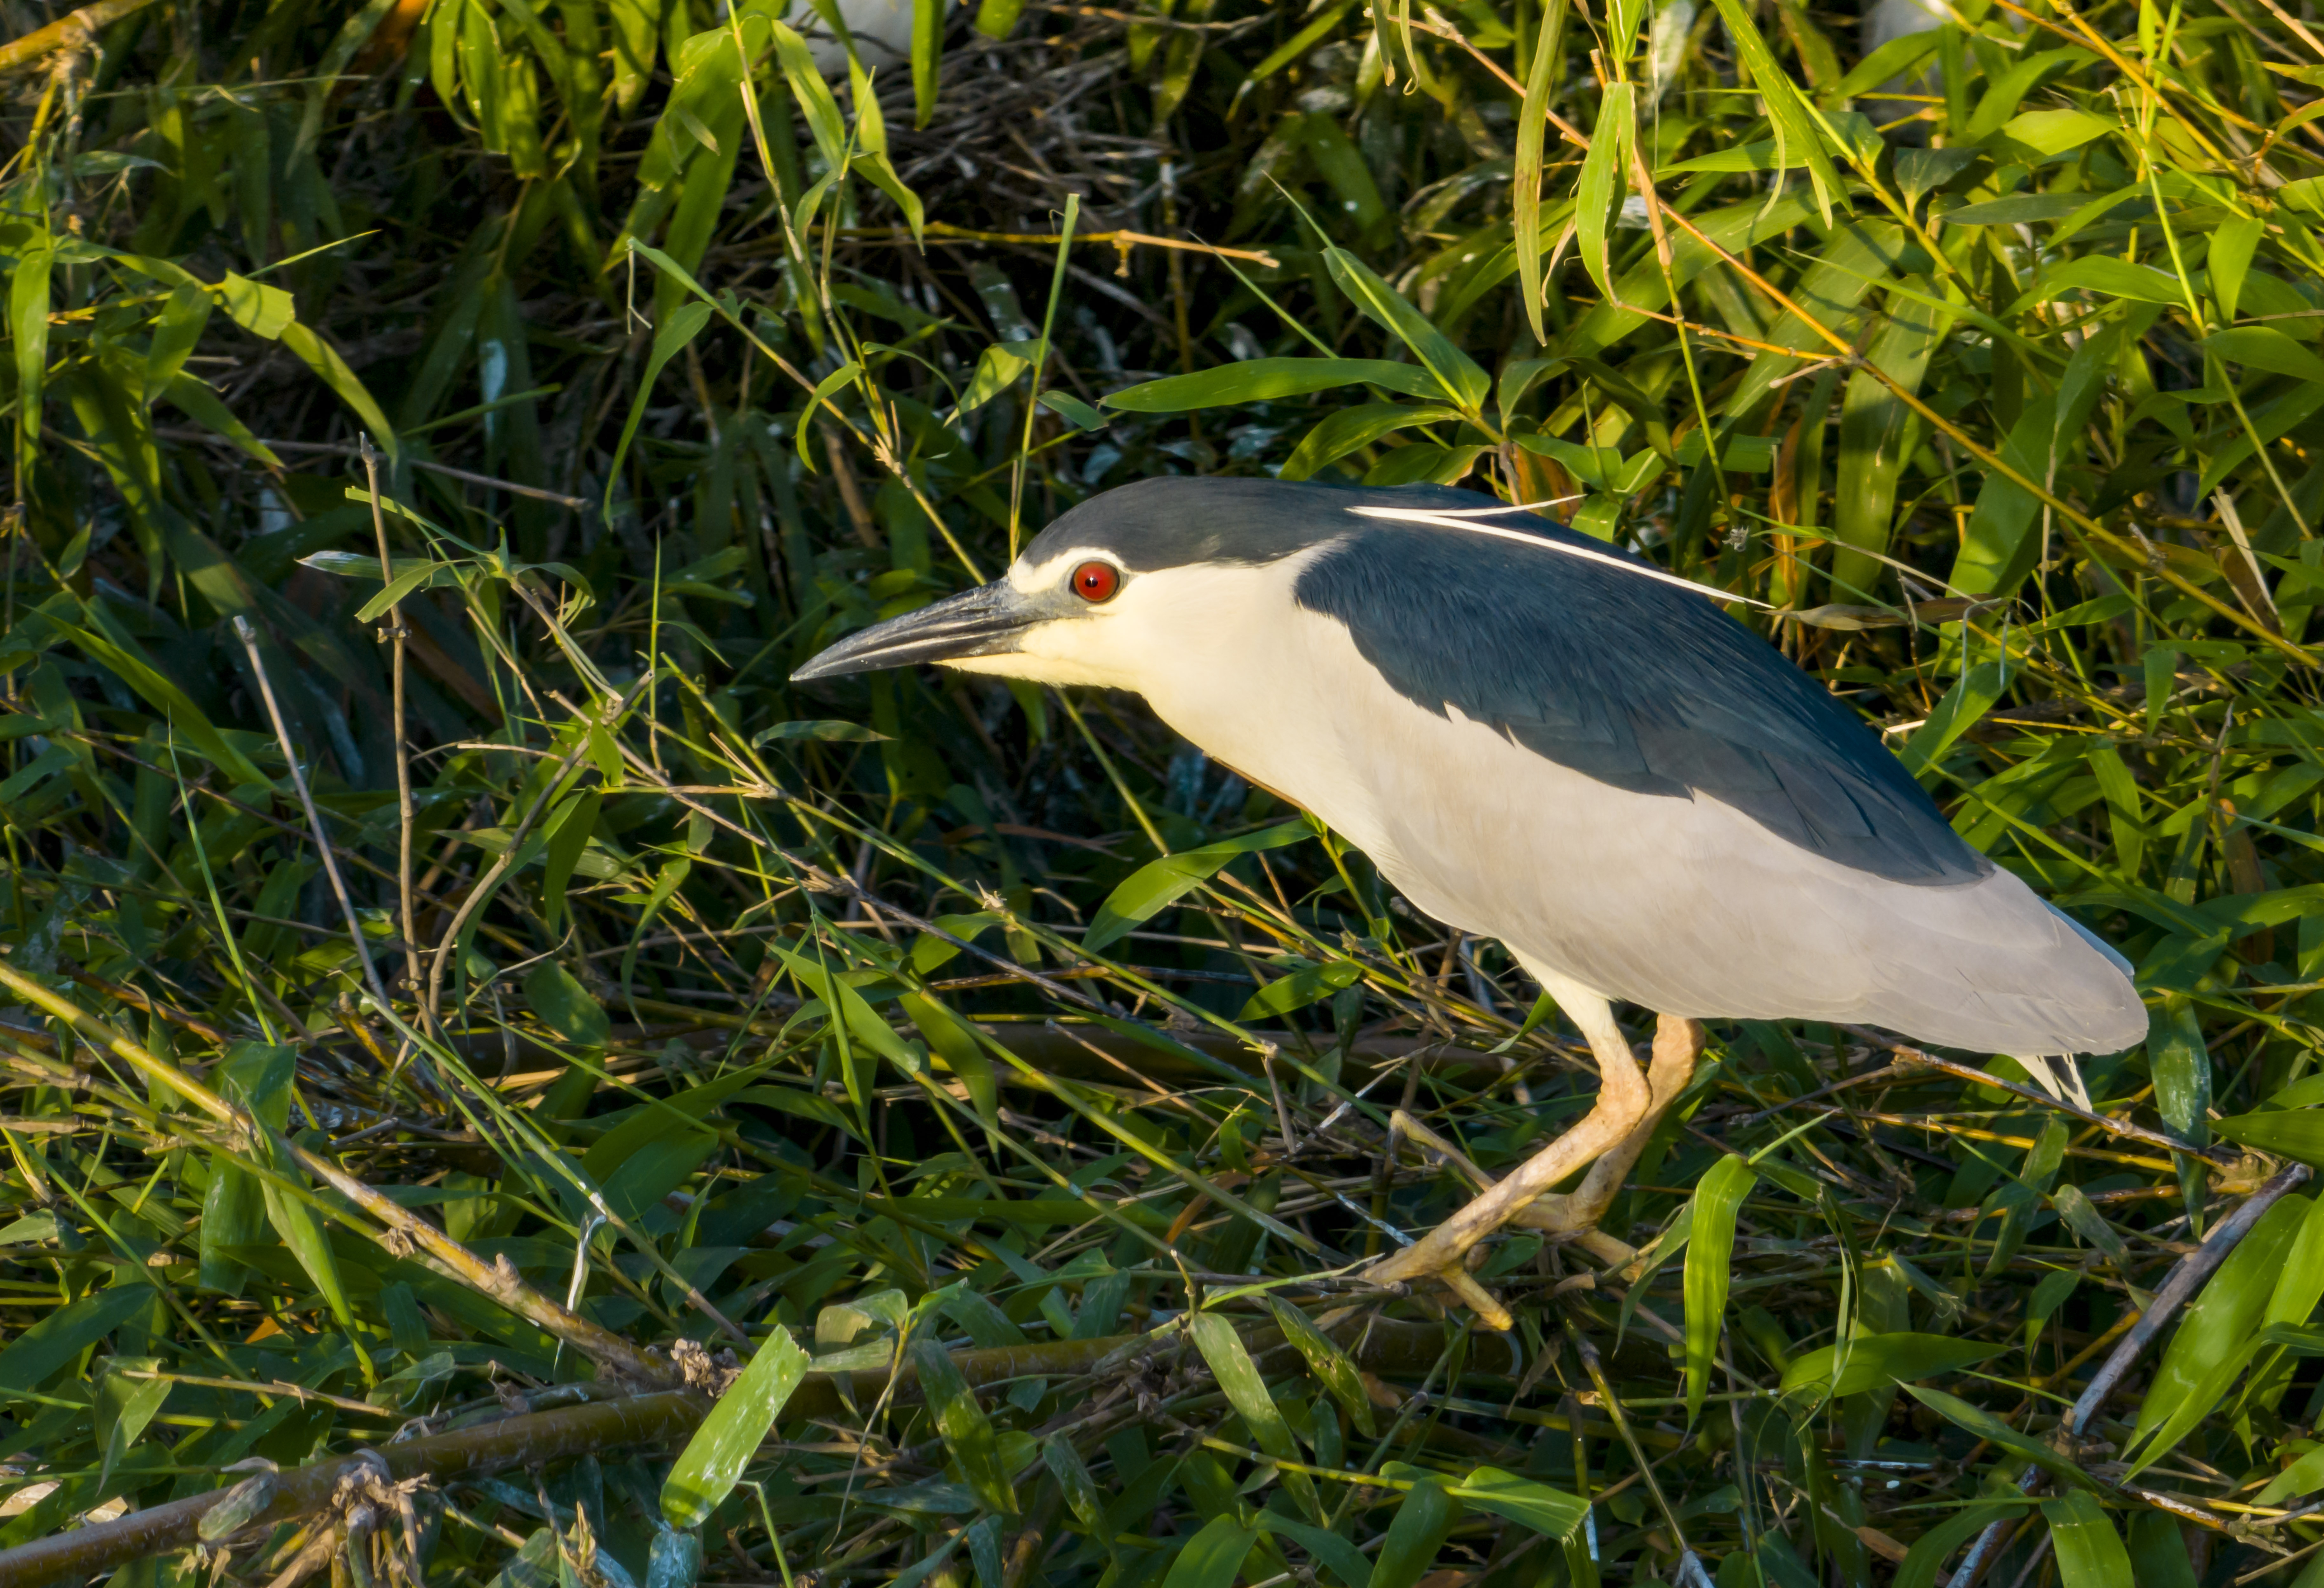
xmin=1162 ymin=1517 xmax=1258 ymax=1588
xmin=912 ymin=1334 xmax=1016 ymax=1515
xmin=1322 ymin=248 xmax=1490 ymax=415
xmin=662 ymin=1327 xmax=810 ymax=1529
xmin=1779 ymin=1332 xmax=2000 ymax=1399
xmin=1576 ymin=84 xmax=1634 ymax=306
xmin=1683 ymin=1153 xmax=1754 ymax=1424
xmin=1190 ymin=1311 xmax=1323 ymax=1520
xmin=2041 ymin=1491 xmax=2133 ymax=1587
xmin=1263 ymin=1296 xmax=1376 ymax=1437
xmin=2126 ymin=1193 xmax=2308 ymax=1473
xmin=1102 ymin=358 xmax=1449 ymax=412
xmin=1083 ymin=822 xmax=1309 ymax=953
xmin=1370 ymin=1467 xmax=1462 ymax=1588
xmin=1443 ymin=1468 xmax=1589 ymax=1539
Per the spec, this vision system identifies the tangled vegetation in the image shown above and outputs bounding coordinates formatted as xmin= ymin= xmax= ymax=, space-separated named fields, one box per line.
xmin=2 ymin=0 xmax=2324 ymax=1582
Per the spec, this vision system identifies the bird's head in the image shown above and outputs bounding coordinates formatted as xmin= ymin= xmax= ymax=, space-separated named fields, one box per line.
xmin=789 ymin=477 xmax=1330 ymax=692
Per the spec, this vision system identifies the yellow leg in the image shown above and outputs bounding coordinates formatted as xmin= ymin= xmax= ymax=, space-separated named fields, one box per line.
xmin=1514 ymin=1014 xmax=1705 ymax=1264
xmin=1363 ymin=973 xmax=1655 ymax=1329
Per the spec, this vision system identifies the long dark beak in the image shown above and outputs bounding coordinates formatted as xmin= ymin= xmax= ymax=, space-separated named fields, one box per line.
xmin=791 ymin=580 xmax=1037 ymax=682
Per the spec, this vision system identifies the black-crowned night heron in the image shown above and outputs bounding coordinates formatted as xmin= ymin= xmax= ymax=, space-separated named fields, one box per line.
xmin=793 ymin=478 xmax=2146 ymax=1323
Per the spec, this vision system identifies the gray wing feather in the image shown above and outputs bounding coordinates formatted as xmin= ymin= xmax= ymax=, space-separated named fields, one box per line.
xmin=1292 ymin=488 xmax=1988 ymax=885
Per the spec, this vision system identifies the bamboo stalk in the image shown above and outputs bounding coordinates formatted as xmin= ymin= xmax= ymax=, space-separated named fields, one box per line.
xmin=0 ymin=0 xmax=161 ymax=74
xmin=0 ymin=1321 xmax=1472 ymax=1587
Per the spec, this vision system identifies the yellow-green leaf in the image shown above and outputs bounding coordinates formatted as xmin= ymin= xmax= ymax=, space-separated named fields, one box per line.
xmin=662 ymin=1327 xmax=810 ymax=1529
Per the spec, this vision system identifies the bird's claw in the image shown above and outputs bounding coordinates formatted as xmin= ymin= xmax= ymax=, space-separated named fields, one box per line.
xmin=1361 ymin=1015 xmax=1705 ymax=1327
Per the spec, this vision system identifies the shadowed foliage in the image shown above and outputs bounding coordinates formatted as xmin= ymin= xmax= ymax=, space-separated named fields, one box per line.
xmin=2 ymin=0 xmax=2324 ymax=1583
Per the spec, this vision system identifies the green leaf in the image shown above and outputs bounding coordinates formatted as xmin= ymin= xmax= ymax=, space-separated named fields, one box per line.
xmin=1162 ymin=1516 xmax=1258 ymax=1588
xmin=900 ymin=992 xmax=998 ymax=1133
xmin=953 ymin=339 xmax=1037 ymax=416
xmin=260 ymin=1169 xmax=350 ymax=1326
xmin=1893 ymin=1503 xmax=2023 ymax=1588
xmin=2126 ymin=1192 xmax=2308 ymax=1473
xmin=1576 ymin=83 xmax=1634 ymax=306
xmin=51 ymin=615 xmax=267 ymax=787
xmin=2042 ymin=1491 xmax=2132 ymax=1587
xmin=1102 ymin=358 xmax=1447 ymax=412
xmin=1082 ymin=822 xmax=1310 ymax=953
xmin=279 ymin=322 xmax=399 ymax=460
xmin=2126 ymin=1511 xmax=2200 ymax=1586
xmin=1779 ymin=1332 xmax=2002 ymax=1399
xmin=1282 ymin=403 xmax=1467 ymax=481
xmin=582 ymin=1068 xmax=767 ymax=1182
xmin=1263 ymin=1295 xmax=1376 ymax=1437
xmin=771 ymin=943 xmax=921 ymax=1076
xmin=525 ymin=959 xmax=610 ymax=1049
xmin=1238 ymin=959 xmax=1363 ymax=1020
xmin=1702 ymin=0 xmax=1844 ymax=221
xmin=1658 ymin=139 xmax=1812 ymax=175
xmin=2152 ymin=998 xmax=2212 ymax=1147
xmin=1042 ymin=1432 xmax=1109 ymax=1542
xmin=1941 ymin=191 xmax=2114 ymax=225
xmin=218 ymin=272 xmax=295 ymax=340
xmin=540 ymin=790 xmax=602 ymax=935
xmin=1191 ymin=1311 xmax=1323 ymax=1518
xmin=1443 ymin=1467 xmax=1589 ymax=1539
xmin=2256 ymin=1441 xmax=2324 ymax=1506
xmin=96 ymin=1364 xmax=171 ymax=1484
xmin=2051 ymin=1184 xmax=2129 ymax=1263
xmin=2002 ymin=108 xmax=2116 ymax=154
xmin=1683 ymin=1153 xmax=1754 ymax=1423
xmin=753 ymin=718 xmax=890 ymax=744
xmin=161 ymin=372 xmax=280 ymax=467
xmin=2266 ymin=1192 xmax=2324 ymax=1329
xmin=661 ymin=1327 xmax=810 ymax=1529
xmin=0 ymin=1212 xmax=58 ymax=1245
xmin=767 ymin=19 xmax=848 ymax=164
xmin=1321 ymin=248 xmax=1491 ymax=415
xmin=356 ymin=558 xmax=463 ymax=622
xmin=2008 ymin=257 xmax=2188 ymax=313
xmin=911 ymin=0 xmax=943 ymax=126
xmin=10 ymin=241 xmax=51 ymax=458
xmin=913 ymin=1333 xmax=1016 ymax=1515
xmin=2211 ymin=214 xmax=2266 ymax=323
xmin=2202 ymin=326 xmax=2324 ymax=382
xmin=0 ymin=1285 xmax=152 ymax=1405
xmin=1036 ymin=389 xmax=1109 ymax=432
xmin=605 ymin=296 xmax=716 ymax=512
xmin=1903 ymin=1384 xmax=2096 ymax=1488
xmin=1258 ymin=1515 xmax=1370 ymax=1588
xmin=1512 ymin=0 xmax=1566 ymax=343
xmin=1370 ymin=1467 xmax=1462 ymax=1588
xmin=1834 ymin=29 xmax=1941 ymax=95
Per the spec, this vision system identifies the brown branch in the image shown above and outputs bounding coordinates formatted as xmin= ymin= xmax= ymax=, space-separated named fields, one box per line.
xmin=0 ymin=1320 xmax=1470 ymax=1587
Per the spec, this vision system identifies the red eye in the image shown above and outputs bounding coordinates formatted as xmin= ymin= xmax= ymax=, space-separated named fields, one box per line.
xmin=1071 ymin=561 xmax=1121 ymax=603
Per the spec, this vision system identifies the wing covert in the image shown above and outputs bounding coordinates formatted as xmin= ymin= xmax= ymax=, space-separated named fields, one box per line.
xmin=1289 ymin=490 xmax=1986 ymax=886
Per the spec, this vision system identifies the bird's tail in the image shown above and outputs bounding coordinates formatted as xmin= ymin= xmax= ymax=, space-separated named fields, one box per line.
xmin=2013 ymin=1053 xmax=2093 ymax=1112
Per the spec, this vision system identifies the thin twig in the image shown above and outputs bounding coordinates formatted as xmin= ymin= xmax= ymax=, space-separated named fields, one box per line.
xmin=231 ymin=616 xmax=394 ymax=1014
xmin=361 ymin=437 xmax=422 ymax=1013
xmin=156 ymin=429 xmax=587 ymax=508
xmin=1944 ymin=1160 xmax=2312 ymax=1587
xmin=1846 ymin=1028 xmax=2239 ymax=1167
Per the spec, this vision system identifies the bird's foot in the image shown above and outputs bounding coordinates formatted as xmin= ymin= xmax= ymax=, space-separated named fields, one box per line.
xmin=1361 ymin=1014 xmax=1704 ymax=1328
